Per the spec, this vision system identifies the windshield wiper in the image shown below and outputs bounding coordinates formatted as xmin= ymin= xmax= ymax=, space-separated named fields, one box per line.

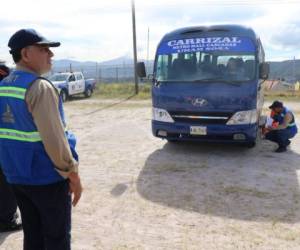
xmin=193 ymin=78 xmax=228 ymax=82
xmin=154 ymin=79 xmax=185 ymax=86
xmin=193 ymin=78 xmax=243 ymax=85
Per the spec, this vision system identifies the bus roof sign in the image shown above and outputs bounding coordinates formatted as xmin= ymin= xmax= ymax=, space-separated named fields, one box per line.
xmin=157 ymin=36 xmax=255 ymax=54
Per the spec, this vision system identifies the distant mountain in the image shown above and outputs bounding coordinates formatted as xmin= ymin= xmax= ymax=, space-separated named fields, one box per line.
xmin=52 ymin=56 xmax=300 ymax=83
xmin=53 ymin=59 xmax=97 ymax=68
xmin=52 ymin=56 xmax=153 ymax=82
xmin=53 ymin=56 xmax=134 ymax=68
xmin=99 ymin=56 xmax=134 ymax=66
xmin=268 ymin=59 xmax=300 ymax=82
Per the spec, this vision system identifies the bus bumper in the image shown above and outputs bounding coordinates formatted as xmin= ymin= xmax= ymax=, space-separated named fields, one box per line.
xmin=152 ymin=120 xmax=258 ymax=144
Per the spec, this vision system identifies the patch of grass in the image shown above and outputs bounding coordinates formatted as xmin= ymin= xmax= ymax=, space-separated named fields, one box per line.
xmin=66 ymin=101 xmax=151 ymax=110
xmin=271 ymin=225 xmax=299 ymax=241
xmin=94 ymin=82 xmax=151 ymax=99
xmin=264 ymin=90 xmax=300 ymax=101
xmin=93 ymin=84 xmax=300 ymax=101
xmin=223 ymin=186 xmax=270 ymax=198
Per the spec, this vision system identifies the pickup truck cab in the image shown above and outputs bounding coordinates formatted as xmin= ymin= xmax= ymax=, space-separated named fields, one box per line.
xmin=49 ymin=72 xmax=96 ymax=101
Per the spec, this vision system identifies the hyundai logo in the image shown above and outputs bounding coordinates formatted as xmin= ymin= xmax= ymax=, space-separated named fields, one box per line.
xmin=191 ymin=98 xmax=208 ymax=107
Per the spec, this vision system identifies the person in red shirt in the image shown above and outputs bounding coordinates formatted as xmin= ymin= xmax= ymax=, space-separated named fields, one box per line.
xmin=265 ymin=100 xmax=298 ymax=152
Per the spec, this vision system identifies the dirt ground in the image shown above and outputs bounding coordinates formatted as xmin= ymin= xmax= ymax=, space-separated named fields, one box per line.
xmin=1 ymin=98 xmax=300 ymax=250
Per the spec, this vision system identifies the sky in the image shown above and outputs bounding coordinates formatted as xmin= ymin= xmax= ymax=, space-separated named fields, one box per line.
xmin=0 ymin=0 xmax=300 ymax=64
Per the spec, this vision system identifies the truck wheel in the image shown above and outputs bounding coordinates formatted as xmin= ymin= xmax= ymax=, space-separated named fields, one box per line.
xmin=167 ymin=139 xmax=178 ymax=143
xmin=246 ymin=141 xmax=256 ymax=148
xmin=84 ymin=87 xmax=92 ymax=98
xmin=60 ymin=89 xmax=68 ymax=102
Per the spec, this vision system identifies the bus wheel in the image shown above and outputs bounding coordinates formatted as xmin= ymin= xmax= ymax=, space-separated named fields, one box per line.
xmin=246 ymin=141 xmax=256 ymax=148
xmin=167 ymin=139 xmax=178 ymax=143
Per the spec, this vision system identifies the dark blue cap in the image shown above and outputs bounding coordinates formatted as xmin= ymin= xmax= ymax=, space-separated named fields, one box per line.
xmin=8 ymin=29 xmax=60 ymax=53
xmin=269 ymin=100 xmax=283 ymax=109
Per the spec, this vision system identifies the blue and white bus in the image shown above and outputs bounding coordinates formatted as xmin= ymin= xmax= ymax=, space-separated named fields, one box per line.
xmin=137 ymin=25 xmax=269 ymax=147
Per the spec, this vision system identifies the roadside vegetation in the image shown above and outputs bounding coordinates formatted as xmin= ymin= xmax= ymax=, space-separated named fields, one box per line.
xmin=93 ymin=82 xmax=151 ymax=99
xmin=92 ymin=82 xmax=300 ymax=102
xmin=264 ymin=90 xmax=300 ymax=101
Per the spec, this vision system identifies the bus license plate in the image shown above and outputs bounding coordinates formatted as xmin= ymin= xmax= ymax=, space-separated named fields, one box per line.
xmin=190 ymin=126 xmax=207 ymax=135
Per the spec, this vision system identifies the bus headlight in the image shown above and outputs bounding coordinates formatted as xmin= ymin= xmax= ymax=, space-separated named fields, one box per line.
xmin=227 ymin=109 xmax=257 ymax=125
xmin=152 ymin=108 xmax=174 ymax=123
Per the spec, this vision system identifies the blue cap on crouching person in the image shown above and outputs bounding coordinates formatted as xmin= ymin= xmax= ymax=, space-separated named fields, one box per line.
xmin=8 ymin=29 xmax=60 ymax=54
xmin=269 ymin=100 xmax=283 ymax=109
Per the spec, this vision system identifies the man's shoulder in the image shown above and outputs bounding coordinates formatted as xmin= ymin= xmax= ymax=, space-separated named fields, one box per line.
xmin=30 ymin=78 xmax=56 ymax=92
xmin=26 ymin=78 xmax=58 ymax=103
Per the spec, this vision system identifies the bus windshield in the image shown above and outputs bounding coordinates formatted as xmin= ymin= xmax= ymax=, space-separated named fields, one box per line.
xmin=155 ymin=36 xmax=256 ymax=82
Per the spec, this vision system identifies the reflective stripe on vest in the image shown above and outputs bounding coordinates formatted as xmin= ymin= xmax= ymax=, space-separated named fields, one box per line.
xmin=0 ymin=128 xmax=41 ymax=142
xmin=0 ymin=86 xmax=26 ymax=100
xmin=0 ymin=85 xmax=68 ymax=142
xmin=0 ymin=127 xmax=68 ymax=142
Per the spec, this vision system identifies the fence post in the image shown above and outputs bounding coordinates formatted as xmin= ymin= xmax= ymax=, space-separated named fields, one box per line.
xmin=116 ymin=67 xmax=119 ymax=83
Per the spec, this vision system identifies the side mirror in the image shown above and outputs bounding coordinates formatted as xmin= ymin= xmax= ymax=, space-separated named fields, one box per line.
xmin=259 ymin=62 xmax=269 ymax=80
xmin=136 ymin=62 xmax=146 ymax=78
xmin=147 ymin=73 xmax=154 ymax=81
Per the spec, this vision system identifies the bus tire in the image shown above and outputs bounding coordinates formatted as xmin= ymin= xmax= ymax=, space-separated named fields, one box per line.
xmin=246 ymin=141 xmax=256 ymax=148
xmin=167 ymin=139 xmax=178 ymax=143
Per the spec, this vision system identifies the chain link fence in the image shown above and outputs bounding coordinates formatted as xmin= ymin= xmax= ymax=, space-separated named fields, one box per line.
xmin=50 ymin=63 xmax=153 ymax=83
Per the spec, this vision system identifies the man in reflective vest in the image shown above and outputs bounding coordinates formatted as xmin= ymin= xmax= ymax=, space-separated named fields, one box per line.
xmin=0 ymin=29 xmax=82 ymax=250
xmin=265 ymin=100 xmax=298 ymax=153
xmin=0 ymin=63 xmax=22 ymax=233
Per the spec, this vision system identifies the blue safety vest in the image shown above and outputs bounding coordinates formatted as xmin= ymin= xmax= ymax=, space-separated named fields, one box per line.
xmin=274 ymin=107 xmax=298 ymax=135
xmin=0 ymin=70 xmax=78 ymax=185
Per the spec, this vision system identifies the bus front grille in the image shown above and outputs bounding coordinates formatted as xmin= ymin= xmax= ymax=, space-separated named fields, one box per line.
xmin=169 ymin=111 xmax=233 ymax=125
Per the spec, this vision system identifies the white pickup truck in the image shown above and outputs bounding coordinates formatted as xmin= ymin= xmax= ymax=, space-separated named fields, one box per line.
xmin=49 ymin=72 xmax=96 ymax=102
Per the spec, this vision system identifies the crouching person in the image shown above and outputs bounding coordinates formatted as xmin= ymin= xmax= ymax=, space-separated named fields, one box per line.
xmin=265 ymin=100 xmax=298 ymax=153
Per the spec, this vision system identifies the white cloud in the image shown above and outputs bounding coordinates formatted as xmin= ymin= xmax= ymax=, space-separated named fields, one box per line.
xmin=0 ymin=0 xmax=300 ymax=63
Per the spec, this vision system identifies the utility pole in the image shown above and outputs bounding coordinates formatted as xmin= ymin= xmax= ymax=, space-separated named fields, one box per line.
xmin=131 ymin=0 xmax=138 ymax=94
xmin=95 ymin=62 xmax=98 ymax=83
xmin=146 ymin=27 xmax=150 ymax=73
xmin=99 ymin=67 xmax=102 ymax=83
xmin=116 ymin=67 xmax=119 ymax=82
xmin=293 ymin=56 xmax=296 ymax=82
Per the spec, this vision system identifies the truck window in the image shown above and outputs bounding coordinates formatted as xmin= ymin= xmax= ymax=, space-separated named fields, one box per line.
xmin=76 ymin=74 xmax=83 ymax=80
xmin=69 ymin=75 xmax=75 ymax=82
